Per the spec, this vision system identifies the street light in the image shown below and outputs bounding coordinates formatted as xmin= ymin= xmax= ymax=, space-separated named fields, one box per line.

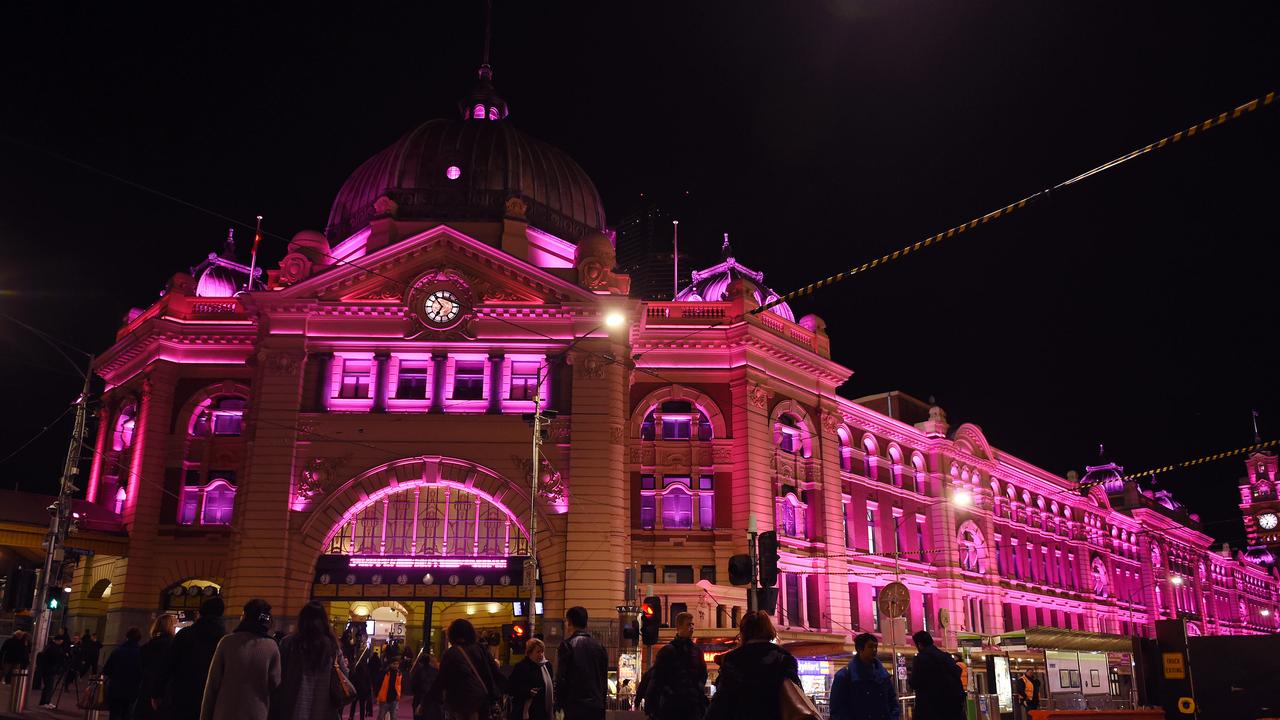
xmin=603 ymin=309 xmax=627 ymax=329
xmin=953 ymin=490 xmax=973 ymax=507
xmin=1170 ymin=575 xmax=1184 ymax=586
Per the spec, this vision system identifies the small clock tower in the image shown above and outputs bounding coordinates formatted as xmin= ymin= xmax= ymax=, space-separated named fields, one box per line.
xmin=1239 ymin=450 xmax=1280 ymax=562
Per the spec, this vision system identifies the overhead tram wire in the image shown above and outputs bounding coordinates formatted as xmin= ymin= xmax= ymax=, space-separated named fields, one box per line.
xmin=1071 ymin=438 xmax=1280 ymax=496
xmin=756 ymin=89 xmax=1280 ymax=315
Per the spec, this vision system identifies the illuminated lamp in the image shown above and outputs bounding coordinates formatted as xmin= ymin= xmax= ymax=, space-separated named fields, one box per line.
xmin=352 ymin=605 xmax=370 ymax=617
xmin=953 ymin=490 xmax=973 ymax=507
xmin=445 ymin=165 xmax=461 ymax=180
xmin=466 ymin=605 xmax=477 ymax=616
xmin=487 ymin=603 xmax=500 ymax=614
xmin=63 ymin=587 xmax=72 ymax=593
xmin=1170 ymin=575 xmax=1183 ymax=586
xmin=1262 ymin=609 xmax=1272 ymax=617
xmin=603 ymin=310 xmax=627 ymax=329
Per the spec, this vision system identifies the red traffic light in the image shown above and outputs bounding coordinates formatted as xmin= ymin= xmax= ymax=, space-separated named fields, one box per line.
xmin=512 ymin=624 xmax=526 ymax=638
xmin=641 ymin=603 xmax=655 ymax=618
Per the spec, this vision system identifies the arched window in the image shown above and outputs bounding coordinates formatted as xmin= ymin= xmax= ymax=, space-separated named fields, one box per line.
xmin=836 ymin=428 xmax=853 ymax=472
xmin=113 ymin=404 xmax=137 ymax=451
xmin=1091 ymin=557 xmax=1109 ymax=596
xmin=180 ymin=472 xmax=237 ymax=526
xmin=190 ymin=396 xmax=246 ymax=437
xmin=862 ymin=435 xmax=878 ymax=478
xmin=776 ymin=414 xmax=803 ymax=455
xmin=473 ymin=104 xmax=486 ymax=119
xmin=640 ymin=400 xmax=713 ymax=441
xmin=912 ymin=453 xmax=927 ymax=494
xmin=957 ymin=521 xmax=987 ymax=573
xmin=662 ymin=485 xmax=693 ymax=530
xmin=638 ymin=475 xmax=716 ymax=531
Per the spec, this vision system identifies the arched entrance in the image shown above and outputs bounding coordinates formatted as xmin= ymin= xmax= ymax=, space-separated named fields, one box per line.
xmin=310 ymin=457 xmax=540 ymax=664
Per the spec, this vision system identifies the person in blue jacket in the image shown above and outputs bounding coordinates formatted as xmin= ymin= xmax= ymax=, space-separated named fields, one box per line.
xmin=830 ymin=633 xmax=899 ymax=720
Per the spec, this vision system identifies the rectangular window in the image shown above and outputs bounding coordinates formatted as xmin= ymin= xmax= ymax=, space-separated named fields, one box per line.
xmin=843 ymin=507 xmax=850 ymax=548
xmin=893 ymin=515 xmax=904 ymax=556
xmin=1013 ymin=544 xmax=1022 ymax=579
xmin=639 ymin=565 xmax=657 ymax=584
xmin=452 ymin=361 xmax=485 ymax=400
xmin=661 ymin=418 xmax=691 ymax=440
xmin=663 ymin=566 xmax=694 ymax=583
xmin=698 ymin=493 xmax=714 ymax=530
xmin=211 ymin=400 xmax=245 ymax=435
xmin=866 ymin=508 xmax=877 ymax=555
xmin=509 ymin=361 xmax=541 ymax=401
xmin=996 ymin=540 xmax=1005 ymax=575
xmin=786 ymin=574 xmax=803 ymax=627
xmin=700 ymin=565 xmax=717 ymax=583
xmin=669 ymin=602 xmax=688 ymax=618
xmin=917 ymin=519 xmax=926 ymax=562
xmin=662 ymin=489 xmax=693 ymax=529
xmin=640 ymin=494 xmax=656 ymax=529
xmin=923 ymin=594 xmax=932 ymax=633
xmin=339 ymin=360 xmax=372 ymax=399
xmin=872 ymin=586 xmax=881 ymax=632
xmin=179 ymin=490 xmax=200 ymax=525
xmin=396 ymin=361 xmax=431 ymax=399
xmin=806 ymin=575 xmax=822 ymax=629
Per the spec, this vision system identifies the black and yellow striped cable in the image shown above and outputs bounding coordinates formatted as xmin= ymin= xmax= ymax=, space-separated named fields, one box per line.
xmin=754 ymin=90 xmax=1278 ymax=315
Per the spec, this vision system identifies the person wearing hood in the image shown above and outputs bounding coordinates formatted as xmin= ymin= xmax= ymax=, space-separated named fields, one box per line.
xmin=101 ymin=627 xmax=144 ymax=720
xmin=152 ymin=596 xmax=227 ymax=720
xmin=830 ymin=633 xmax=899 ymax=720
xmin=200 ymin=598 xmax=282 ymax=720
xmin=642 ymin=612 xmax=707 ymax=720
xmin=705 ymin=611 xmax=799 ymax=720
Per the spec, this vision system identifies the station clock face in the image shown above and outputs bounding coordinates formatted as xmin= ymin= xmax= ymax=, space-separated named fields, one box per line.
xmin=1259 ymin=513 xmax=1278 ymax=530
xmin=424 ymin=290 xmax=461 ymax=325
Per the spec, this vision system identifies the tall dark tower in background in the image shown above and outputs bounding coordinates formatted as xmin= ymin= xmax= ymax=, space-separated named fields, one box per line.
xmin=615 ymin=192 xmax=695 ymax=300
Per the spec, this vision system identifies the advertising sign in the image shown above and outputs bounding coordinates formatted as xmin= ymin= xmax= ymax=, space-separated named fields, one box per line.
xmin=991 ymin=655 xmax=1014 ymax=713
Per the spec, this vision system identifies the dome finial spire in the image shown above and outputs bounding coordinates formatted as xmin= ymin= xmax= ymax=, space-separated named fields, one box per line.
xmin=460 ymin=0 xmax=508 ymax=121
xmin=721 ymin=232 xmax=733 ymax=260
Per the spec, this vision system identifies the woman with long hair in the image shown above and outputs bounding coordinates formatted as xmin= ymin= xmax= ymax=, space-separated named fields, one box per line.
xmin=425 ymin=619 xmax=500 ymax=720
xmin=135 ymin=614 xmax=177 ymax=719
xmin=705 ymin=611 xmax=800 ymax=720
xmin=271 ymin=600 xmax=349 ymax=720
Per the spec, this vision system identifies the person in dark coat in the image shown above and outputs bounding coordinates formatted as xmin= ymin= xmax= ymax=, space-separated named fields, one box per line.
xmin=81 ymin=631 xmax=103 ymax=674
xmin=134 ymin=615 xmax=176 ymax=720
xmin=35 ymin=635 xmax=68 ymax=709
xmin=409 ymin=650 xmax=442 ymax=720
xmin=272 ymin=600 xmax=347 ymax=720
xmin=554 ymin=607 xmax=607 ymax=720
xmin=151 ymin=596 xmax=227 ymax=720
xmin=705 ymin=611 xmax=800 ymax=720
xmin=907 ymin=631 xmax=965 ymax=720
xmin=830 ymin=633 xmax=899 ymax=720
xmin=101 ymin=627 xmax=144 ymax=720
xmin=426 ymin=619 xmax=501 ymax=720
xmin=1 ymin=630 xmax=29 ymax=684
xmin=643 ymin=611 xmax=708 ymax=720
xmin=506 ymin=638 xmax=554 ymax=720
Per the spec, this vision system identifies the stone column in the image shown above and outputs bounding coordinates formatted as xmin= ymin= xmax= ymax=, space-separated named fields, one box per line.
xmin=561 ymin=340 xmax=630 ymax=621
xmin=487 ymin=352 xmax=504 ymax=414
xmin=223 ymin=344 xmax=306 ymax=630
xmin=372 ymin=352 xmax=390 ymax=413
xmin=312 ymin=352 xmax=333 ymax=412
xmin=429 ymin=353 xmax=447 ymax=413
xmin=105 ymin=362 xmax=179 ymax=644
xmin=816 ymin=405 xmax=851 ymax=635
xmin=928 ymin=448 xmax=963 ymax=648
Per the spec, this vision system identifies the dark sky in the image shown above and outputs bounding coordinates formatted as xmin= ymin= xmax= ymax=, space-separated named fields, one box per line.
xmin=1 ymin=2 xmax=1277 ymax=545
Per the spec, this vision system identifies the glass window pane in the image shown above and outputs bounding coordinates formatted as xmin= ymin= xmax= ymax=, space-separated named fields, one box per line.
xmin=396 ymin=362 xmax=430 ymax=400
xmin=202 ymin=486 xmax=235 ymax=525
xmin=453 ymin=361 xmax=485 ymax=400
xmin=640 ymin=495 xmax=655 ymax=529
xmin=699 ymin=493 xmax=714 ymax=530
xmin=662 ymin=489 xmax=692 ymax=529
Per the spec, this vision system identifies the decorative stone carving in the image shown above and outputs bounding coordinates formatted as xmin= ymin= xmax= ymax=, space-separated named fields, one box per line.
xmin=511 ymin=455 xmax=566 ymax=505
xmin=629 ymin=447 xmax=644 ymax=464
xmin=548 ymin=420 xmax=571 ymax=444
xmin=373 ymin=194 xmax=399 ymax=217
xmin=297 ymin=419 xmax=318 ymax=438
xmin=295 ymin=455 xmax=350 ymax=506
xmin=504 ymin=196 xmax=528 ymax=219
xmin=712 ymin=446 xmax=731 ymax=464
xmin=575 ymin=231 xmax=630 ymax=295
xmin=262 ymin=352 xmax=301 ymax=376
xmin=472 ymin=279 xmax=530 ymax=304
xmin=661 ymin=452 xmax=688 ymax=467
xmin=610 ymin=425 xmax=624 ymax=444
xmin=747 ymin=382 xmax=771 ymax=410
xmin=573 ymin=353 xmax=607 ymax=380
xmin=821 ymin=410 xmax=843 ymax=436
xmin=276 ymin=252 xmax=313 ymax=287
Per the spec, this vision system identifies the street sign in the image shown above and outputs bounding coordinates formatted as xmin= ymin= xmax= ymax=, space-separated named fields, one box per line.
xmin=878 ymin=581 xmax=910 ymax=619
xmin=1162 ymin=652 xmax=1186 ymax=679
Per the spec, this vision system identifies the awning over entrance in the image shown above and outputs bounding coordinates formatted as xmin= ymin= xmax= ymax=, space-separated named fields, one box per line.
xmin=995 ymin=627 xmax=1134 ymax=653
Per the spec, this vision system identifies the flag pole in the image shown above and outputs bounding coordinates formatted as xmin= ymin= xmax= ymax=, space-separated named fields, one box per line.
xmin=247 ymin=215 xmax=263 ymax=291
xmin=672 ymin=220 xmax=679 ymax=299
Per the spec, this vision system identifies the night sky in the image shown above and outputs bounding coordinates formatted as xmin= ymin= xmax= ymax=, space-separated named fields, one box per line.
xmin=1 ymin=3 xmax=1277 ymax=546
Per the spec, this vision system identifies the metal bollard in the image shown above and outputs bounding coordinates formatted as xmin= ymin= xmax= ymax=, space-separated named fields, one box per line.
xmin=8 ymin=668 xmax=30 ymax=712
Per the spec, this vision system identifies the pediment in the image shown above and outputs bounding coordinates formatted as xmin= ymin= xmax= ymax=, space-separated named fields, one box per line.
xmin=275 ymin=225 xmax=594 ymax=307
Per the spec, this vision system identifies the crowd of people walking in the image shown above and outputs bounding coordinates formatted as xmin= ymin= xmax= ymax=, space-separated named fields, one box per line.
xmin=5 ymin=601 xmax=973 ymax=720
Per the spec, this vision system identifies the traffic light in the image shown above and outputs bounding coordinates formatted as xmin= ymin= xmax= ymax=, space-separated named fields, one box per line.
xmin=754 ymin=587 xmax=779 ymax=614
xmin=45 ymin=588 xmax=61 ymax=611
xmin=640 ymin=595 xmax=662 ymax=645
xmin=502 ymin=622 xmax=529 ymax=651
xmin=757 ymin=531 xmax=779 ymax=588
xmin=622 ymin=618 xmax=640 ymax=646
xmin=728 ymin=554 xmax=753 ymax=586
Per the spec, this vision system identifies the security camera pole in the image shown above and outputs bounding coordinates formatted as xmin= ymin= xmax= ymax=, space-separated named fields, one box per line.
xmin=21 ymin=359 xmax=92 ymax=708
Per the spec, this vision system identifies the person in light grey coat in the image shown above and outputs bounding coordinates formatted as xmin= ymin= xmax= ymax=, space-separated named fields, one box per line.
xmin=200 ymin=599 xmax=282 ymax=720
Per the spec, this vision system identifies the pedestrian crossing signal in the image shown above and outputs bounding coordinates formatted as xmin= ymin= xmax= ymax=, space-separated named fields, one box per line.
xmin=641 ymin=596 xmax=661 ymax=645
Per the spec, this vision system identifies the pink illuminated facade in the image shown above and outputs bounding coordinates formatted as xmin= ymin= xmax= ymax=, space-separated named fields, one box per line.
xmin=67 ymin=63 xmax=1279 ymax=657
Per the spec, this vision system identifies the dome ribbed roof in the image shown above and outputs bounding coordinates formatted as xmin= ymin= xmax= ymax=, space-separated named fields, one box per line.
xmin=674 ymin=237 xmax=795 ymax=321
xmin=1081 ymin=461 xmax=1126 ymax=494
xmin=326 ymin=119 xmax=606 ymax=243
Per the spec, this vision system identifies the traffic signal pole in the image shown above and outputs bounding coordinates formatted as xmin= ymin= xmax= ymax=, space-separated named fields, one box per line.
xmin=747 ymin=513 xmax=758 ymax=612
xmin=21 ymin=361 xmax=92 ymax=710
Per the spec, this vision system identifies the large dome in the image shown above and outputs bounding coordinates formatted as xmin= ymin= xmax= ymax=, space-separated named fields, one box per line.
xmin=326 ymin=118 xmax=607 ymax=244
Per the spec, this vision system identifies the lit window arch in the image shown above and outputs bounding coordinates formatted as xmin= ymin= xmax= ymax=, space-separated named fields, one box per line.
xmin=957 ymin=520 xmax=988 ymax=573
xmin=638 ymin=474 xmax=716 ymax=531
xmin=836 ymin=427 xmax=853 ymax=472
xmin=1091 ymin=557 xmax=1109 ymax=596
xmin=775 ymin=492 xmax=808 ymax=539
xmin=473 ymin=104 xmax=486 ymax=119
xmin=631 ymin=386 xmax=726 ymax=440
xmin=190 ymin=395 xmax=247 ymax=437
xmin=861 ymin=434 xmax=879 ymax=477
xmin=112 ymin=403 xmax=138 ymax=451
xmin=769 ymin=401 xmax=814 ymax=458
xmin=911 ymin=452 xmax=928 ymax=494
